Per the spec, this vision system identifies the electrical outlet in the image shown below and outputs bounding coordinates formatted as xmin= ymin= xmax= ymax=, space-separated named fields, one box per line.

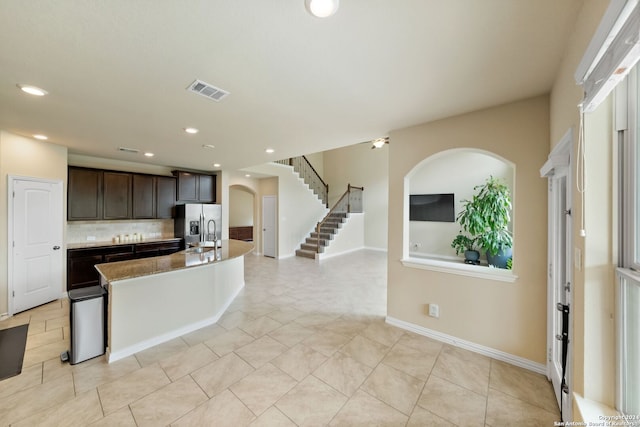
xmin=428 ymin=303 xmax=439 ymax=318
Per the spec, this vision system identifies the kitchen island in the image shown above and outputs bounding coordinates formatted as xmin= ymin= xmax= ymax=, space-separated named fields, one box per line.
xmin=95 ymin=239 xmax=254 ymax=363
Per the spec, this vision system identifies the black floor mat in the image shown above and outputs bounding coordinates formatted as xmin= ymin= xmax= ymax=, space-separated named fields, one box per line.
xmin=0 ymin=324 xmax=29 ymax=381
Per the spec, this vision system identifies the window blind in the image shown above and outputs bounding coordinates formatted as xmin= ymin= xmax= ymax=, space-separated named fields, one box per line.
xmin=575 ymin=0 xmax=640 ymax=112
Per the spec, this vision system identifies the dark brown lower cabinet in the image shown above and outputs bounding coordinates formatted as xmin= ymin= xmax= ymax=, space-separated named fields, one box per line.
xmin=67 ymin=253 xmax=103 ymax=290
xmin=135 ymin=241 xmax=182 ymax=258
xmin=229 ymin=226 xmax=253 ymax=241
xmin=66 ymin=241 xmax=183 ymax=291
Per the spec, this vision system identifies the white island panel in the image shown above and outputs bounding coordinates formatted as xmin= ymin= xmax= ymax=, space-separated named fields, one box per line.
xmin=101 ymin=242 xmax=252 ymax=363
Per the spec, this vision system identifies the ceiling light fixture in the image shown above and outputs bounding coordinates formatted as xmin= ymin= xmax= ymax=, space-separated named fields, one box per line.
xmin=213 ymin=163 xmax=221 ymax=168
xmin=245 ymin=174 xmax=251 ymax=178
xmin=371 ymin=137 xmax=389 ymax=149
xmin=305 ymin=0 xmax=339 ymax=18
xmin=17 ymin=84 xmax=48 ymax=96
xmin=202 ymin=144 xmax=215 ymax=149
xmin=33 ymin=134 xmax=48 ymax=140
xmin=144 ymin=152 xmax=154 ymax=157
xmin=265 ymin=148 xmax=275 ymax=154
xmin=184 ymin=127 xmax=199 ymax=134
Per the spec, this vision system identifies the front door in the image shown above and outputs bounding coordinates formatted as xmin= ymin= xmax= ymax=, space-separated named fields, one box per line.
xmin=10 ymin=177 xmax=64 ymax=313
xmin=262 ymin=195 xmax=276 ymax=258
xmin=548 ymin=168 xmax=573 ymax=420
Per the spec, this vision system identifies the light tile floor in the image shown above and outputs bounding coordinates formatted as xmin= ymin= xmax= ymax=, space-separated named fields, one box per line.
xmin=0 ymin=250 xmax=560 ymax=426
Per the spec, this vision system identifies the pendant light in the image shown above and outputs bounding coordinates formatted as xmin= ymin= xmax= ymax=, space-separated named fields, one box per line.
xmin=305 ymin=0 xmax=339 ymax=18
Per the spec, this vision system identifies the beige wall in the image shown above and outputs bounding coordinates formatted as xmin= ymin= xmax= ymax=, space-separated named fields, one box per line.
xmin=304 ymin=151 xmax=324 ymax=180
xmin=0 ymin=131 xmax=68 ymax=315
xmin=387 ymin=96 xmax=549 ymax=363
xmin=548 ymin=0 xmax=615 ymax=414
xmin=323 ymin=143 xmax=389 ymax=250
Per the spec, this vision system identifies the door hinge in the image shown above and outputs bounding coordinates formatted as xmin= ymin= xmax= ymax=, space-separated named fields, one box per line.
xmin=564 ymin=282 xmax=571 ymax=292
xmin=564 ymin=209 xmax=571 ymax=216
xmin=12 ymin=290 xmax=15 ymax=298
xmin=548 ymin=347 xmax=552 ymax=362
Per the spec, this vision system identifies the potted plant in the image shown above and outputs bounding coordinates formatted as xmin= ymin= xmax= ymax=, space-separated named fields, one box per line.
xmin=453 ymin=176 xmax=513 ymax=268
xmin=451 ymin=234 xmax=480 ymax=264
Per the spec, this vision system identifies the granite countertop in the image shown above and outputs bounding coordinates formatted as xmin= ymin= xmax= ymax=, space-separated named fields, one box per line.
xmin=95 ymin=239 xmax=254 ymax=283
xmin=67 ymin=237 xmax=183 ymax=250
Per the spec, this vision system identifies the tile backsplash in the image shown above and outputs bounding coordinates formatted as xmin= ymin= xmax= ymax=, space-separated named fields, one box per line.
xmin=66 ymin=219 xmax=175 ymax=244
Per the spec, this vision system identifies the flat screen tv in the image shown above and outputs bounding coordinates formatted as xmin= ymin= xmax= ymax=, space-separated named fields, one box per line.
xmin=409 ymin=193 xmax=455 ymax=222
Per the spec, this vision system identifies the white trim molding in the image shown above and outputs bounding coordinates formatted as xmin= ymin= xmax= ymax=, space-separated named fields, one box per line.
xmin=386 ymin=316 xmax=546 ymax=375
xmin=401 ymin=257 xmax=518 ymax=283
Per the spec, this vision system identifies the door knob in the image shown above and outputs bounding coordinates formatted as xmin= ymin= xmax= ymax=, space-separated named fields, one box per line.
xmin=53 ymin=246 xmax=60 ymax=250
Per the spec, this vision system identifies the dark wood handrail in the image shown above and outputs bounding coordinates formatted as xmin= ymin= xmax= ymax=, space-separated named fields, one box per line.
xmin=316 ymin=184 xmax=364 ymax=253
xmin=301 ymin=155 xmax=329 ymax=192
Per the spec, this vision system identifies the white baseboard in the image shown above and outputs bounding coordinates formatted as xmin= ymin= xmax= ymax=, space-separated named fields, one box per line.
xmin=0 ymin=313 xmax=9 ymax=321
xmin=107 ymin=283 xmax=244 ymax=363
xmin=385 ymin=316 xmax=546 ymax=375
xmin=318 ymin=246 xmax=365 ymax=261
xmin=364 ymin=246 xmax=388 ymax=253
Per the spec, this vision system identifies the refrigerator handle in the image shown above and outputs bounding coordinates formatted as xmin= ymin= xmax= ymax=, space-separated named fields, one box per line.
xmin=199 ymin=214 xmax=203 ymax=243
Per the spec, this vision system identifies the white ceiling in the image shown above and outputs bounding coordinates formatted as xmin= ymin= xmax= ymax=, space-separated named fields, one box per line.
xmin=0 ymin=0 xmax=583 ymax=173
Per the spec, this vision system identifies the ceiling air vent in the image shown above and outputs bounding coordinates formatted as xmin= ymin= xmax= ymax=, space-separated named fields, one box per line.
xmin=187 ymin=79 xmax=230 ymax=102
xmin=118 ymin=147 xmax=140 ymax=154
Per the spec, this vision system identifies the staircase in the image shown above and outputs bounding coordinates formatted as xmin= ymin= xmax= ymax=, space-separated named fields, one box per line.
xmin=295 ymin=184 xmax=364 ymax=260
xmin=295 ymin=212 xmax=349 ymax=259
xmin=275 ymin=156 xmax=328 ymax=207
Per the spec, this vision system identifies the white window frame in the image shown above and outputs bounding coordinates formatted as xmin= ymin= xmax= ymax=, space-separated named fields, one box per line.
xmin=617 ymin=64 xmax=640 ymax=416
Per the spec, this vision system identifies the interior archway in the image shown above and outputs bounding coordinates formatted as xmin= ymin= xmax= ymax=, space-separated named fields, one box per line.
xmin=229 ymin=184 xmax=256 ymax=243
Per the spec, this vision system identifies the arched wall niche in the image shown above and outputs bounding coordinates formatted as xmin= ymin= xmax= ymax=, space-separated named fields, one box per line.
xmin=403 ymin=148 xmax=515 ymax=261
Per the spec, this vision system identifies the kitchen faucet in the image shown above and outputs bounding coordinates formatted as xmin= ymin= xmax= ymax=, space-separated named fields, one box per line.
xmin=207 ymin=219 xmax=217 ymax=246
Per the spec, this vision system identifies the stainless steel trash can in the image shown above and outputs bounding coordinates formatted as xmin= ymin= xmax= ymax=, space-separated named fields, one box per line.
xmin=67 ymin=286 xmax=107 ymax=364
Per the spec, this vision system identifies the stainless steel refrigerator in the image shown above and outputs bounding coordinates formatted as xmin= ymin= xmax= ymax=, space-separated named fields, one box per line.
xmin=174 ymin=204 xmax=222 ymax=246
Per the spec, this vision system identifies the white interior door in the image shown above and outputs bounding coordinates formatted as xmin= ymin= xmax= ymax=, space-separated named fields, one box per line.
xmin=548 ymin=168 xmax=573 ymax=420
xmin=262 ymin=195 xmax=276 ymax=258
xmin=10 ymin=177 xmax=64 ymax=314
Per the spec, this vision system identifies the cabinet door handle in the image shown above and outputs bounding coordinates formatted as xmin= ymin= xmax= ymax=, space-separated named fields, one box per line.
xmin=53 ymin=246 xmax=61 ymax=250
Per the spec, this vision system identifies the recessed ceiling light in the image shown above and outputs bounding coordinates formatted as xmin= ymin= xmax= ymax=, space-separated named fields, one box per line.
xmin=213 ymin=163 xmax=221 ymax=168
xmin=265 ymin=148 xmax=275 ymax=154
xmin=245 ymin=174 xmax=251 ymax=178
xmin=184 ymin=127 xmax=199 ymax=134
xmin=17 ymin=84 xmax=48 ymax=96
xmin=305 ymin=0 xmax=339 ymax=18
xmin=202 ymin=144 xmax=215 ymax=149
xmin=144 ymin=152 xmax=154 ymax=157
xmin=33 ymin=134 xmax=48 ymax=140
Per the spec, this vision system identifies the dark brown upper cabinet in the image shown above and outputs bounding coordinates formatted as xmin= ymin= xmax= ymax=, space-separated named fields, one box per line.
xmin=174 ymin=171 xmax=216 ymax=203
xmin=68 ymin=167 xmax=103 ymax=220
xmin=132 ymin=174 xmax=155 ymax=219
xmin=156 ymin=176 xmax=176 ymax=218
xmin=103 ymin=171 xmax=132 ymax=219
xmin=68 ymin=167 xmax=177 ymax=221
xmin=198 ymin=174 xmax=215 ymax=203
